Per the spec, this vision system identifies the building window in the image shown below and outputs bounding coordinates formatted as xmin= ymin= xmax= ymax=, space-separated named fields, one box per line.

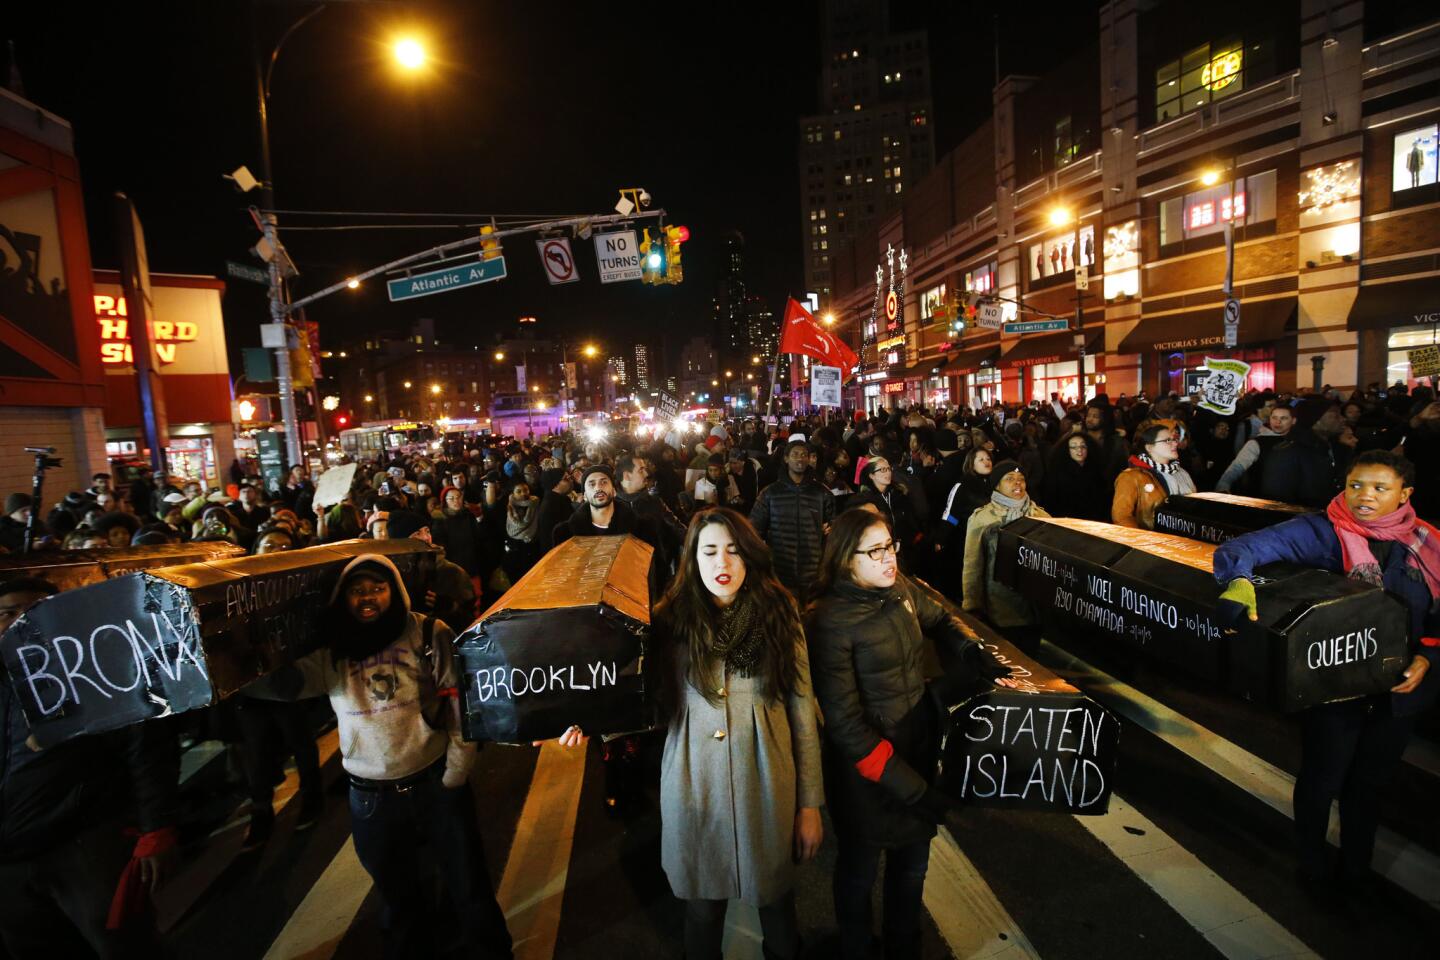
xmin=920 ymin=284 xmax=947 ymax=322
xmin=1028 ymin=225 xmax=1096 ymax=283
xmin=1155 ymin=39 xmax=1270 ymax=124
xmin=1393 ymin=123 xmax=1438 ymax=192
xmin=1159 ymin=169 xmax=1277 ymax=246
xmin=964 ymin=262 xmax=997 ymax=294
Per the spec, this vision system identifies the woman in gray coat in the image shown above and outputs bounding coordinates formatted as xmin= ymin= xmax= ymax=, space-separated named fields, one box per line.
xmin=560 ymin=508 xmax=823 ymax=960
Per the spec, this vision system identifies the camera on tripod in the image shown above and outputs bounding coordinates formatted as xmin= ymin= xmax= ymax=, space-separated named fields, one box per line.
xmin=23 ymin=446 xmax=63 ymax=470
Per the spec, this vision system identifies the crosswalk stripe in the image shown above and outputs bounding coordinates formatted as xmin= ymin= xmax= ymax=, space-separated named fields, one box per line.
xmin=1077 ymin=794 xmax=1320 ymax=960
xmin=1037 ymin=642 xmax=1440 ymax=909
xmin=495 ymin=741 xmax=588 ymax=960
xmin=262 ymin=837 xmax=372 ymax=960
xmin=925 ymin=827 xmax=1041 ymax=959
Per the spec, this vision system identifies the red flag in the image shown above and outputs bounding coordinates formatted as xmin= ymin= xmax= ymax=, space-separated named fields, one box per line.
xmin=779 ymin=298 xmax=858 ymax=374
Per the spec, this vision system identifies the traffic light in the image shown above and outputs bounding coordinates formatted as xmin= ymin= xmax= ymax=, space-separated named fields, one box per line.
xmin=640 ymin=228 xmax=666 ymax=285
xmin=663 ymin=225 xmax=688 ymax=284
xmin=480 ymin=224 xmax=502 ymax=261
xmin=335 ymin=414 xmax=349 ymax=428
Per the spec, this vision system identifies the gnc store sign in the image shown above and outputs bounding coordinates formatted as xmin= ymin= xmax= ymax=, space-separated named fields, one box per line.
xmin=92 ymin=271 xmax=233 ymax=428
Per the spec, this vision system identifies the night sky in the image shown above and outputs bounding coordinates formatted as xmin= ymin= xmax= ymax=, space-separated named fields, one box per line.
xmin=5 ymin=0 xmax=1102 ymax=367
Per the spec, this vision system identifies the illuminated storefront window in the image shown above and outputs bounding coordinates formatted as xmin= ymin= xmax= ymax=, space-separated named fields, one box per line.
xmin=1028 ymin=225 xmax=1096 ymax=283
xmin=1158 ymin=170 xmax=1276 ymax=246
xmin=1155 ymin=39 xmax=1269 ymax=124
xmin=965 ymin=262 xmax=997 ymax=294
xmin=1391 ymin=124 xmax=1437 ymax=193
xmin=1388 ymin=325 xmax=1440 ymax=389
xmin=1103 ymin=220 xmax=1140 ymax=300
xmin=920 ymin=284 xmax=947 ymax=322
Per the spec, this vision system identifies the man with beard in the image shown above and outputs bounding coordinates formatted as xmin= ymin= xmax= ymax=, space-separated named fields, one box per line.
xmin=250 ymin=556 xmax=511 ymax=959
xmin=552 ymin=465 xmax=661 ymax=549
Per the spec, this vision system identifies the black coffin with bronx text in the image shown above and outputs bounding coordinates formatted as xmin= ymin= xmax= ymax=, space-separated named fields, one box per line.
xmin=0 ymin=539 xmax=435 ymax=747
xmin=994 ymin=517 xmax=1410 ymax=712
xmin=457 ymin=535 xmax=655 ymax=745
xmin=1152 ymin=492 xmax=1313 ymax=545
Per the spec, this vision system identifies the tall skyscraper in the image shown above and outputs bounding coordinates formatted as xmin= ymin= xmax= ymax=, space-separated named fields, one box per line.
xmin=797 ymin=0 xmax=934 ymax=306
xmin=633 ymin=343 xmax=650 ymax=391
xmin=607 ymin=355 xmax=628 ymax=387
xmin=713 ymin=231 xmax=750 ymax=360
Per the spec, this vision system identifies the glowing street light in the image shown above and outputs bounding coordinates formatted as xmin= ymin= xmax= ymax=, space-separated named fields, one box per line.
xmin=346 ymin=277 xmax=360 ymax=289
xmin=494 ymin=351 xmax=505 ymax=361
xmin=1200 ymin=168 xmax=1222 ymax=187
xmin=393 ymin=37 xmax=427 ymax=70
xmin=751 ymin=355 xmax=761 ymax=364
xmin=582 ymin=344 xmax=599 ymax=358
xmin=1048 ymin=206 xmax=1073 ymax=227
xmin=403 ymin=380 xmax=413 ymax=389
xmin=822 ymin=313 xmax=835 ymax=326
xmin=429 ymin=383 xmax=441 ymax=395
xmin=363 ymin=394 xmax=374 ymax=403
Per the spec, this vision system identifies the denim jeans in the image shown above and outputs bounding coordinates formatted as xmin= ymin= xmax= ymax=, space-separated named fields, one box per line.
xmin=833 ymin=832 xmax=932 ymax=960
xmin=349 ymin=767 xmax=512 ymax=959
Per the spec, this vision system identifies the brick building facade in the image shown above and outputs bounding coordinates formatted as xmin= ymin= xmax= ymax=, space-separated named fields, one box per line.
xmin=822 ymin=0 xmax=1440 ymax=413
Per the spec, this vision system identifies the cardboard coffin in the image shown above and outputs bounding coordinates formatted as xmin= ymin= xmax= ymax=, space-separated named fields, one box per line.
xmin=994 ymin=517 xmax=1410 ymax=712
xmin=458 ymin=535 xmax=654 ymax=744
xmin=0 ymin=539 xmax=435 ymax=747
xmin=0 ymin=541 xmax=245 ymax=592
xmin=913 ymin=581 xmax=1118 ymax=815
xmin=1152 ymin=492 xmax=1313 ymax=545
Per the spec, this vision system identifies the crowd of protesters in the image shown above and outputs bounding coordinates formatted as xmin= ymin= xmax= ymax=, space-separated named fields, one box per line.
xmin=1 ymin=377 xmax=1438 ymax=958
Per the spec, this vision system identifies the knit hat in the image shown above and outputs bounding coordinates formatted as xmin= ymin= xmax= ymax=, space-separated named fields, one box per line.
xmin=580 ymin=464 xmax=615 ymax=488
xmin=5 ymin=493 xmax=32 ymax=516
xmin=386 ymin=510 xmax=431 ymax=539
xmin=704 ymin=435 xmax=722 ymax=451
xmin=987 ymin=460 xmax=1023 ymax=493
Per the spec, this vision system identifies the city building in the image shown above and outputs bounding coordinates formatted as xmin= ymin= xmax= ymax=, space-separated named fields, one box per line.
xmin=797 ymin=0 xmax=936 ymax=307
xmin=822 ymin=0 xmax=1440 ymax=412
xmin=633 ymin=342 xmax=650 ymax=391
xmin=678 ymin=336 xmax=719 ymax=401
xmin=0 ymin=87 xmax=108 ymax=496
xmin=714 ymin=231 xmax=749 ymax=358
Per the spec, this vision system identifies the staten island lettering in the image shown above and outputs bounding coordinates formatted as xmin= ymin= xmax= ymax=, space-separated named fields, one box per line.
xmin=954 ymin=703 xmax=1110 ymax=809
xmin=472 ymin=660 xmax=618 ymax=701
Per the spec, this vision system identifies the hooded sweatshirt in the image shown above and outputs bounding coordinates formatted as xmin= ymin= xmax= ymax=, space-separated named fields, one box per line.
xmin=261 ymin=553 xmax=473 ymax=786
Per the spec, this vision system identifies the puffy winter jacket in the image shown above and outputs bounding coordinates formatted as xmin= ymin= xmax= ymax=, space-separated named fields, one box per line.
xmin=807 ymin=574 xmax=979 ymax=846
xmin=1214 ymin=513 xmax=1440 ymax=716
xmin=749 ymin=474 xmax=834 ymax=597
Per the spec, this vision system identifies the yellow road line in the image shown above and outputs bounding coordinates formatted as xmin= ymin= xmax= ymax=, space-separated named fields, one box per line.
xmin=496 ymin=741 xmax=589 ymax=960
xmin=262 ymin=837 xmax=372 ymax=960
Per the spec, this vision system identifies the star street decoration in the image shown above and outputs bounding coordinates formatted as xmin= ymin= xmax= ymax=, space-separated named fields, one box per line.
xmin=1298 ymin=160 xmax=1360 ymax=212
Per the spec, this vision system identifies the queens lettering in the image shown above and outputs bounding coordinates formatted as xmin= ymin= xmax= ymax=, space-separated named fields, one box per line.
xmin=1307 ymin=627 xmax=1378 ymax=670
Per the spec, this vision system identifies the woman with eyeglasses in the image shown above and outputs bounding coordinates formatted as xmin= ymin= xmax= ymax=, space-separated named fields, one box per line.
xmin=1111 ymin=422 xmax=1197 ymax=529
xmin=849 ymin=457 xmax=923 ymax=571
xmin=807 ymin=509 xmax=1001 ymax=960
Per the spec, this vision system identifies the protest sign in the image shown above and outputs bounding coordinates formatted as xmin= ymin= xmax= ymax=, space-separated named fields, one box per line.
xmin=1197 ymin=356 xmax=1250 ymax=414
xmin=995 ymin=517 xmax=1411 ymax=711
xmin=1152 ymin=492 xmax=1313 ymax=545
xmin=1 ymin=539 xmax=435 ymax=747
xmin=458 ymin=535 xmax=655 ymax=744
xmin=810 ymin=365 xmax=842 ymax=406
xmin=312 ymin=462 xmax=357 ymax=509
xmin=1408 ymin=345 xmax=1440 ymax=379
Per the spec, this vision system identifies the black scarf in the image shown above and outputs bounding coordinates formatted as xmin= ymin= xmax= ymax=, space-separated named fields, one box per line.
xmin=710 ymin=590 xmax=763 ymax=678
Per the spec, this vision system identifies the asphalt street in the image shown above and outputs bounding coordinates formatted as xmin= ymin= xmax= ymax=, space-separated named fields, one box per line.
xmin=164 ymin=625 xmax=1440 ymax=960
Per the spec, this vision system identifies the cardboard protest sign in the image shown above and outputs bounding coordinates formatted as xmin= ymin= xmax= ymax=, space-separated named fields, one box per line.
xmin=995 ymin=517 xmax=1411 ymax=711
xmin=911 ymin=581 xmax=1118 ymax=815
xmin=1152 ymin=492 xmax=1313 ymax=545
xmin=0 ymin=541 xmax=244 ymax=593
xmin=1 ymin=539 xmax=436 ymax=747
xmin=1408 ymin=345 xmax=1440 ymax=379
xmin=1197 ymin=356 xmax=1250 ymax=414
xmin=312 ymin=462 xmax=357 ymax=509
xmin=458 ymin=535 xmax=655 ymax=744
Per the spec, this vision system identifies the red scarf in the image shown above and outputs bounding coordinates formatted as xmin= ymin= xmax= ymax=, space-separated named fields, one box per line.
xmin=1325 ymin=493 xmax=1440 ymax=600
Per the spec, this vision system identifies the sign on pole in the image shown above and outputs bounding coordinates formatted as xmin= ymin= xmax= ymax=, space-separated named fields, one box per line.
xmin=811 ymin=364 xmax=842 ymax=407
xmin=537 ymin=238 xmax=579 ymax=285
xmin=1003 ymin=318 xmax=1070 ymax=335
xmin=386 ymin=257 xmax=507 ymax=302
xmin=1075 ymin=264 xmax=1090 ymax=292
xmin=977 ymin=302 xmax=1004 ymax=329
xmin=1223 ymin=298 xmax=1241 ymax=349
xmin=226 ymin=260 xmax=269 ymax=286
xmin=593 ymin=231 xmax=642 ymax=284
xmin=1408 ymin=345 xmax=1440 ymax=379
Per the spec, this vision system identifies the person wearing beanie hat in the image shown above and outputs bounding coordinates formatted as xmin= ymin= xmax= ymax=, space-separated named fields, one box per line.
xmin=553 ymin=463 xmax=662 ymax=549
xmin=0 ymin=494 xmax=32 ymax=553
xmin=247 ymin=554 xmax=511 ymax=956
xmin=961 ymin=459 xmax=1048 ymax=650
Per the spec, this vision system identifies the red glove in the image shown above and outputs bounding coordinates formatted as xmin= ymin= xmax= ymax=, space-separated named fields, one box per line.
xmin=106 ymin=826 xmax=179 ymax=930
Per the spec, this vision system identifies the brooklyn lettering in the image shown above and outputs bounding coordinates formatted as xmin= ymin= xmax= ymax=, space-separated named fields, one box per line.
xmin=1307 ymin=627 xmax=1378 ymax=669
xmin=472 ymin=660 xmax=618 ymax=701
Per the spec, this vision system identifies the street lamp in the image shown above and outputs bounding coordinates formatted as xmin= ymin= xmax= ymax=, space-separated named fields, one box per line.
xmin=363 ymin=394 xmax=374 ymax=403
xmin=346 ymin=277 xmax=360 ymax=289
xmin=1048 ymin=206 xmax=1073 ymax=227
xmin=393 ymin=37 xmax=427 ymax=70
xmin=582 ymin=344 xmax=598 ymax=358
xmin=403 ymin=380 xmax=412 ymax=389
xmin=429 ymin=383 xmax=441 ymax=395
xmin=822 ymin=313 xmax=836 ymax=326
xmin=1200 ymin=168 xmax=1222 ymax=187
xmin=494 ymin=351 xmax=505 ymax=361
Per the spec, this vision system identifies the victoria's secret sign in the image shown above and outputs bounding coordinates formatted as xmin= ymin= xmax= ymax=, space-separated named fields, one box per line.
xmin=94 ymin=295 xmax=198 ymax=365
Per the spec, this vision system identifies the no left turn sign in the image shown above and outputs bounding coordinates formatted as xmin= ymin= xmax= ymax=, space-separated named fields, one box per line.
xmin=537 ymin=238 xmax=579 ymax=285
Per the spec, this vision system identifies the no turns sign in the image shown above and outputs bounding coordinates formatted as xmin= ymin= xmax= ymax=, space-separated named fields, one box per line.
xmin=537 ymin=238 xmax=579 ymax=285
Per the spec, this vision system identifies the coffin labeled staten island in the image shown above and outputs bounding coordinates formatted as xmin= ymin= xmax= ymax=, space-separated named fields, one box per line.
xmin=1152 ymin=492 xmax=1313 ymax=545
xmin=0 ymin=539 xmax=435 ymax=747
xmin=994 ymin=517 xmax=1410 ymax=712
xmin=458 ymin=534 xmax=655 ymax=745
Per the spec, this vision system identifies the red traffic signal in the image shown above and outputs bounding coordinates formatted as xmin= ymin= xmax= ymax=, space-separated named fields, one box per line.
xmin=675 ymin=225 xmax=690 ymax=243
xmin=336 ymin=414 xmax=349 ymax=427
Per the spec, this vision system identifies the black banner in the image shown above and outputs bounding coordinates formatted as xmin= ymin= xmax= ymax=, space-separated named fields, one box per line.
xmin=1152 ymin=492 xmax=1313 ymax=545
xmin=994 ymin=517 xmax=1411 ymax=711
xmin=459 ymin=536 xmax=655 ymax=744
xmin=1 ymin=539 xmax=435 ymax=746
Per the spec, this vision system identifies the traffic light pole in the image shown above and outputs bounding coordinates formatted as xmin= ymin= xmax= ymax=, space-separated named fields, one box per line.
xmin=284 ymin=210 xmax=667 ymax=316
